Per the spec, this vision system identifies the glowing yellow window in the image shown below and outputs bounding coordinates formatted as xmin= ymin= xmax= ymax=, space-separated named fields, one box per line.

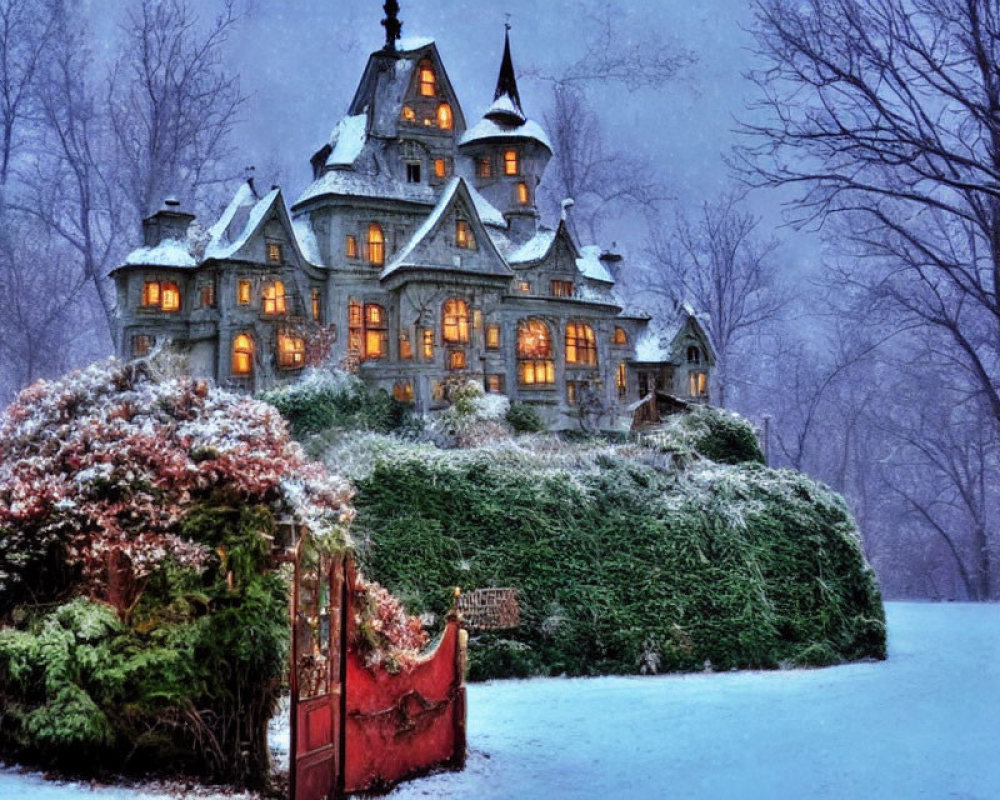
xmin=399 ymin=332 xmax=413 ymax=360
xmin=237 ymin=280 xmax=251 ymax=305
xmin=455 ymin=220 xmax=475 ymax=249
xmin=566 ymin=322 xmax=597 ymax=366
xmin=517 ymin=182 xmax=530 ymax=205
xmin=393 ymin=381 xmax=414 ymax=402
xmin=232 ymin=333 xmax=254 ymax=375
xmin=311 ymin=288 xmax=321 ymax=321
xmin=367 ymin=223 xmax=385 ymax=266
xmin=262 ymin=281 xmax=286 ymax=315
xmin=437 ymin=103 xmax=453 ymax=130
xmin=142 ymin=281 xmax=161 ymax=307
xmin=402 ymin=105 xmax=416 ymax=122
xmin=419 ymin=63 xmax=436 ymax=96
xmin=551 ymin=280 xmax=573 ymax=297
xmin=486 ymin=374 xmax=504 ymax=393
xmin=423 ymin=329 xmax=434 ymax=360
xmin=442 ymin=298 xmax=470 ymax=343
xmin=348 ymin=300 xmax=362 ymax=354
xmin=434 ymin=158 xmax=448 ymax=178
xmin=689 ymin=371 xmax=708 ymax=398
xmin=617 ymin=362 xmax=628 ymax=398
xmin=346 ymin=235 xmax=358 ymax=259
xmin=517 ymin=281 xmax=531 ymax=293
xmin=486 ymin=324 xmax=501 ymax=349
xmin=504 ymin=150 xmax=519 ymax=176
xmin=160 ymin=282 xmax=181 ymax=312
xmin=278 ymin=333 xmax=306 ymax=369
xmin=363 ymin=303 xmax=387 ymax=360
xmin=614 ymin=326 xmax=628 ymax=345
xmin=448 ymin=350 xmax=467 ymax=370
xmin=517 ymin=319 xmax=555 ymax=386
xmin=267 ymin=242 xmax=282 ymax=263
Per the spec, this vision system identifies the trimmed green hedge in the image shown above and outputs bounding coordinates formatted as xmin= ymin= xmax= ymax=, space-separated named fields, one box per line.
xmin=354 ymin=455 xmax=885 ymax=680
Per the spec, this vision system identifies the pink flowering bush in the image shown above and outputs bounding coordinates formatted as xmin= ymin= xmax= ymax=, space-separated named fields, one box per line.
xmin=354 ymin=574 xmax=431 ymax=672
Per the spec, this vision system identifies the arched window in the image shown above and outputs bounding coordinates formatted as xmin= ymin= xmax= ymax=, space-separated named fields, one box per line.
xmin=277 ymin=332 xmax=306 ymax=369
xmin=232 ymin=333 xmax=254 ymax=375
xmin=517 ymin=319 xmax=555 ymax=385
xmin=442 ymin=299 xmax=470 ymax=343
xmin=262 ymin=280 xmax=286 ymax=315
xmin=517 ymin=182 xmax=530 ymax=205
xmin=566 ymin=322 xmax=597 ymax=366
xmin=455 ymin=219 xmax=475 ymax=249
xmin=437 ymin=103 xmax=453 ymax=130
xmin=687 ymin=346 xmax=701 ymax=364
xmin=367 ymin=223 xmax=385 ymax=266
xmin=614 ymin=326 xmax=628 ymax=345
xmin=504 ymin=149 xmax=519 ymax=176
xmin=419 ymin=62 xmax=436 ymax=96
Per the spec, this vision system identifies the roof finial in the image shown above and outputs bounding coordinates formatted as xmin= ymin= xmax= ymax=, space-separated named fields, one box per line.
xmin=491 ymin=23 xmax=523 ymax=115
xmin=505 ymin=12 xmax=511 ymax=32
xmin=382 ymin=0 xmax=402 ymax=53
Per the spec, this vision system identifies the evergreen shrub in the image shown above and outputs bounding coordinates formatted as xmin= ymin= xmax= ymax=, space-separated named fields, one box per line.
xmin=506 ymin=402 xmax=546 ymax=433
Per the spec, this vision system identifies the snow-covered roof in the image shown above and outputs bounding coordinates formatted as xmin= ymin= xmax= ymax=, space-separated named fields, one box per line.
xmin=295 ymin=167 xmax=437 ymax=207
xmin=325 ymin=114 xmax=368 ymax=168
xmin=397 ymin=36 xmax=434 ymax=52
xmin=292 ymin=216 xmax=323 ymax=266
xmin=459 ymin=116 xmax=553 ymax=152
xmin=632 ymin=303 xmax=709 ymax=363
xmin=576 ymin=245 xmax=615 ymax=283
xmin=382 ymin=179 xmax=462 ymax=277
xmin=205 ymin=186 xmax=280 ymax=261
xmin=467 ymin=183 xmax=507 ymax=228
xmin=507 ymin=229 xmax=557 ymax=264
xmin=124 ymin=239 xmax=196 ymax=269
xmin=486 ymin=93 xmax=525 ymax=124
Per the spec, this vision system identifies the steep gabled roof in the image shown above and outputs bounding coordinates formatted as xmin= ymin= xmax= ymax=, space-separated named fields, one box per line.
xmin=505 ymin=219 xmax=578 ymax=265
xmin=632 ymin=304 xmax=717 ymax=365
xmin=381 ymin=177 xmax=513 ymax=282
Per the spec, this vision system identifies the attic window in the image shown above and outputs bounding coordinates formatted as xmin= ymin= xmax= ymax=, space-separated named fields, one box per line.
xmin=437 ymin=103 xmax=453 ymax=130
xmin=406 ymin=162 xmax=422 ymax=183
xmin=237 ymin=279 xmax=252 ymax=305
xmin=419 ymin=63 xmax=436 ymax=96
xmin=614 ymin=326 xmax=628 ymax=345
xmin=504 ymin=150 xmax=519 ymax=176
xmin=551 ymin=280 xmax=573 ymax=297
xmin=442 ymin=298 xmax=470 ymax=343
xmin=517 ymin=182 xmax=530 ymax=205
xmin=267 ymin=242 xmax=282 ymax=263
xmin=346 ymin=235 xmax=358 ymax=259
xmin=232 ymin=333 xmax=254 ymax=376
xmin=402 ymin=105 xmax=416 ymax=122
xmin=278 ymin=333 xmax=306 ymax=369
xmin=367 ymin=223 xmax=385 ymax=266
xmin=566 ymin=322 xmax=597 ymax=366
xmin=687 ymin=346 xmax=701 ymax=364
xmin=434 ymin=158 xmax=448 ymax=178
xmin=262 ymin=281 xmax=287 ymax=315
xmin=455 ymin=219 xmax=475 ymax=249
xmin=477 ymin=157 xmax=492 ymax=178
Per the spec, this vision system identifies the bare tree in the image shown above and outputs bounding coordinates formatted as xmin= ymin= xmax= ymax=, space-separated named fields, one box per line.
xmin=739 ymin=0 xmax=1000 ymax=425
xmin=644 ymin=192 xmax=788 ymax=407
xmin=108 ymin=0 xmax=244 ymax=221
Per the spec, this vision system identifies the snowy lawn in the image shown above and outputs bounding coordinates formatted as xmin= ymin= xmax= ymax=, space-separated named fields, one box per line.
xmin=2 ymin=602 xmax=997 ymax=799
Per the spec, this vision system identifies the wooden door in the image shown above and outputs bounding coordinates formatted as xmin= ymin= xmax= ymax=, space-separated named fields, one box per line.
xmin=291 ymin=545 xmax=347 ymax=800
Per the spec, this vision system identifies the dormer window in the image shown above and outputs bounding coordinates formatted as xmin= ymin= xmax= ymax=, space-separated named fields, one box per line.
xmin=477 ymin=157 xmax=492 ymax=178
xmin=367 ymin=223 xmax=385 ymax=266
xmin=455 ymin=219 xmax=475 ymax=249
xmin=419 ymin=63 xmax=436 ymax=96
xmin=267 ymin=242 xmax=282 ymax=263
xmin=402 ymin=105 xmax=416 ymax=122
xmin=406 ymin=162 xmax=422 ymax=183
xmin=437 ymin=103 xmax=453 ymax=130
xmin=517 ymin=182 xmax=530 ymax=205
xmin=504 ymin=150 xmax=519 ymax=176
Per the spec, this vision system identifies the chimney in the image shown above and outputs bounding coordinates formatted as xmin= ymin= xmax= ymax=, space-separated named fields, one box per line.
xmin=142 ymin=196 xmax=195 ymax=247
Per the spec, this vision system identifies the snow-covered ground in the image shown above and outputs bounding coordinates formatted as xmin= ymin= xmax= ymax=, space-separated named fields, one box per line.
xmin=2 ymin=602 xmax=998 ymax=799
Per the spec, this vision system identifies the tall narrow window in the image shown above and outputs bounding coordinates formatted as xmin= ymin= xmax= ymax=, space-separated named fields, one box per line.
xmin=346 ymin=235 xmax=358 ymax=259
xmin=517 ymin=319 xmax=555 ymax=385
xmin=142 ymin=281 xmax=161 ymax=307
xmin=364 ymin=303 xmax=387 ymax=360
xmin=160 ymin=283 xmax=181 ymax=312
xmin=311 ymin=288 xmax=322 ymax=321
xmin=262 ymin=280 xmax=286 ymax=315
xmin=517 ymin=182 xmax=530 ymax=205
xmin=477 ymin=157 xmax=492 ymax=178
xmin=232 ymin=333 xmax=254 ymax=375
xmin=689 ymin=371 xmax=708 ymax=398
xmin=504 ymin=149 xmax=519 ymax=175
xmin=278 ymin=333 xmax=306 ymax=369
xmin=423 ymin=329 xmax=435 ymax=360
xmin=419 ymin=63 xmax=436 ymax=96
xmin=566 ymin=381 xmax=577 ymax=406
xmin=617 ymin=362 xmax=627 ymax=399
xmin=200 ymin=282 xmax=216 ymax=308
xmin=348 ymin=300 xmax=362 ymax=354
xmin=406 ymin=162 xmax=421 ymax=183
xmin=551 ymin=280 xmax=573 ymax=297
xmin=434 ymin=158 xmax=448 ymax=178
xmin=437 ymin=103 xmax=453 ymax=130
xmin=614 ymin=326 xmax=628 ymax=345
xmin=486 ymin=324 xmax=501 ymax=350
xmin=267 ymin=242 xmax=282 ymax=263
xmin=455 ymin=220 xmax=475 ymax=249
xmin=237 ymin=279 xmax=252 ymax=305
xmin=399 ymin=331 xmax=413 ymax=360
xmin=442 ymin=299 xmax=470 ymax=343
xmin=566 ymin=322 xmax=597 ymax=366
xmin=367 ymin=223 xmax=385 ymax=266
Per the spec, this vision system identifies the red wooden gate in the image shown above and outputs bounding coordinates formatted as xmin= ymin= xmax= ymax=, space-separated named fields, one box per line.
xmin=290 ymin=542 xmax=467 ymax=800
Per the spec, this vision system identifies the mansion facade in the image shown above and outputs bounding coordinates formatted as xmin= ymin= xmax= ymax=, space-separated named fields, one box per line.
xmin=112 ymin=16 xmax=714 ymax=428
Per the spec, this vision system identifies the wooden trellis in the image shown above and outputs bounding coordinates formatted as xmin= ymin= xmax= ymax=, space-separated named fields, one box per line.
xmin=457 ymin=588 xmax=520 ymax=630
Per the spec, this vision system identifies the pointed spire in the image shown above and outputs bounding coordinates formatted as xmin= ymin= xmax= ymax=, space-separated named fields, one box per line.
xmin=486 ymin=26 xmax=526 ymax=125
xmin=382 ymin=0 xmax=402 ymax=53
